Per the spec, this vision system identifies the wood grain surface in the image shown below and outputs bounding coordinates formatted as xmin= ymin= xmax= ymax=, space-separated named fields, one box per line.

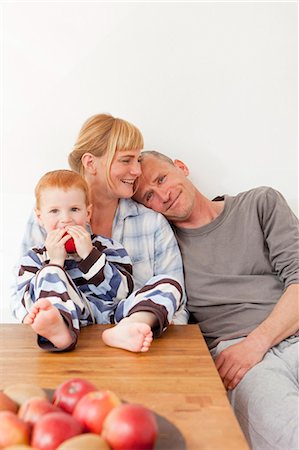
xmin=0 ymin=324 xmax=249 ymax=449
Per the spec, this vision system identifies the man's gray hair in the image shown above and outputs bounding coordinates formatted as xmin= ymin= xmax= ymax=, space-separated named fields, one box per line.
xmin=139 ymin=150 xmax=174 ymax=165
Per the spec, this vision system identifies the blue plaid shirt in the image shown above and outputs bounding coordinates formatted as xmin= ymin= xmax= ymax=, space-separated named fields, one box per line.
xmin=12 ymin=198 xmax=188 ymax=323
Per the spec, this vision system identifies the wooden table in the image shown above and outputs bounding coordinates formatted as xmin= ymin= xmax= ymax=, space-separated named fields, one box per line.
xmin=0 ymin=324 xmax=249 ymax=449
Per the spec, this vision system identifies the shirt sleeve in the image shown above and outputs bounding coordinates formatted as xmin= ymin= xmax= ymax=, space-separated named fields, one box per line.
xmin=15 ymin=248 xmax=44 ymax=322
xmin=11 ymin=210 xmax=46 ymax=321
xmin=78 ymin=236 xmax=133 ymax=303
xmin=153 ymin=214 xmax=189 ymax=324
xmin=258 ymin=187 xmax=299 ymax=288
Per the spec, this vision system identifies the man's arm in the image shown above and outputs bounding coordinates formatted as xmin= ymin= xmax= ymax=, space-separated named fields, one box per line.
xmin=215 ymin=283 xmax=299 ymax=390
xmin=216 ymin=188 xmax=298 ymax=390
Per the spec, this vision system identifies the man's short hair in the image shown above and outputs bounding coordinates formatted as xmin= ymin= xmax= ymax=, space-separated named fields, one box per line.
xmin=140 ymin=150 xmax=174 ymax=165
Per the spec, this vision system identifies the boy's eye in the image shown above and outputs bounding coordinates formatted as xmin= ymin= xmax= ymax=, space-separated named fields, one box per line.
xmin=71 ymin=207 xmax=79 ymax=212
xmin=49 ymin=209 xmax=58 ymax=214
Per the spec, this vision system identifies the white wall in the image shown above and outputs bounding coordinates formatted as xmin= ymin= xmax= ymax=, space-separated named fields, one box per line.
xmin=1 ymin=2 xmax=297 ymax=322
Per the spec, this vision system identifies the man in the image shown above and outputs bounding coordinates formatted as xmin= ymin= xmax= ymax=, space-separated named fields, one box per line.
xmin=133 ymin=150 xmax=299 ymax=450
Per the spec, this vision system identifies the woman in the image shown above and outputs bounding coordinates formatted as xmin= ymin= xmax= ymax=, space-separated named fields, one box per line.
xmin=12 ymin=114 xmax=188 ymax=351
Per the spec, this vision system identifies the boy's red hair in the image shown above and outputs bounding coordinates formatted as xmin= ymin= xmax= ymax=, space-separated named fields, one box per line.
xmin=35 ymin=170 xmax=90 ymax=209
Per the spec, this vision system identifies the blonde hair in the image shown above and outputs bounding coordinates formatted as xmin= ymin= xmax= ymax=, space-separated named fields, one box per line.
xmin=68 ymin=113 xmax=144 ymax=185
xmin=35 ymin=170 xmax=91 ymax=209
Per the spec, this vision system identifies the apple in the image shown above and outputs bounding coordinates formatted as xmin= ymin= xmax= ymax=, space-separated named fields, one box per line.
xmin=52 ymin=377 xmax=97 ymax=413
xmin=31 ymin=411 xmax=83 ymax=450
xmin=63 ymin=232 xmax=76 ymax=253
xmin=18 ymin=396 xmax=61 ymax=426
xmin=0 ymin=391 xmax=18 ymax=413
xmin=0 ymin=411 xmax=30 ymax=448
xmin=1 ymin=446 xmax=32 ymax=450
xmin=102 ymin=403 xmax=158 ymax=450
xmin=2 ymin=446 xmax=32 ymax=450
xmin=57 ymin=433 xmax=110 ymax=450
xmin=4 ymin=383 xmax=47 ymax=406
xmin=73 ymin=390 xmax=121 ymax=434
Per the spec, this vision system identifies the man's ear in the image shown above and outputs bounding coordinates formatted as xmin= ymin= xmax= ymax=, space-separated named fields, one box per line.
xmin=174 ymin=159 xmax=189 ymax=176
xmin=81 ymin=153 xmax=97 ymax=176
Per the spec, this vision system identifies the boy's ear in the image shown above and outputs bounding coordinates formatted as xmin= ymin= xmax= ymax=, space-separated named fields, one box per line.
xmin=81 ymin=153 xmax=97 ymax=175
xmin=35 ymin=208 xmax=44 ymax=227
xmin=86 ymin=204 xmax=92 ymax=223
xmin=173 ymin=159 xmax=189 ymax=176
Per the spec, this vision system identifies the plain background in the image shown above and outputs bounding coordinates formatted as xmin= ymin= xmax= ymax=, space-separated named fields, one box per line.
xmin=1 ymin=1 xmax=298 ymax=322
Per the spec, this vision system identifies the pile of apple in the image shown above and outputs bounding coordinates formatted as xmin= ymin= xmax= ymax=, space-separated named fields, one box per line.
xmin=0 ymin=378 xmax=158 ymax=450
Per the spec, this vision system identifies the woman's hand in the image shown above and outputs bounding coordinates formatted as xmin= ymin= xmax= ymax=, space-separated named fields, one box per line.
xmin=45 ymin=229 xmax=68 ymax=266
xmin=65 ymin=225 xmax=93 ymax=260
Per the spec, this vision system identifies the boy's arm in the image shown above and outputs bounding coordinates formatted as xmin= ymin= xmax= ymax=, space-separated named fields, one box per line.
xmin=11 ymin=210 xmax=46 ymax=320
xmin=78 ymin=235 xmax=133 ymax=304
xmin=14 ymin=248 xmax=45 ymax=322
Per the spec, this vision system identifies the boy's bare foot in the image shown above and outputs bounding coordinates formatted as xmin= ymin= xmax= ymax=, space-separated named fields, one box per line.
xmin=24 ymin=298 xmax=73 ymax=349
xmin=102 ymin=320 xmax=153 ymax=352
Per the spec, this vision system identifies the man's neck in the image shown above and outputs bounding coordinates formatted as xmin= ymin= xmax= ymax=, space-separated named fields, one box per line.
xmin=173 ymin=191 xmax=225 ymax=229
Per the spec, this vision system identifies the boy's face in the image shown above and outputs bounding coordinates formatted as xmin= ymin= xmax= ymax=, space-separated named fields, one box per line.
xmin=35 ymin=187 xmax=92 ymax=233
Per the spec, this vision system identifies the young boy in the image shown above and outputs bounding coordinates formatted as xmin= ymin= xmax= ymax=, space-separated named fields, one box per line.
xmin=17 ymin=170 xmax=153 ymax=352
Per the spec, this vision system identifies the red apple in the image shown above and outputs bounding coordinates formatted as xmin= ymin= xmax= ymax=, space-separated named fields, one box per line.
xmin=0 ymin=391 xmax=18 ymax=413
xmin=0 ymin=411 xmax=30 ymax=448
xmin=52 ymin=377 xmax=97 ymax=413
xmin=18 ymin=396 xmax=61 ymax=426
xmin=31 ymin=411 xmax=83 ymax=450
xmin=102 ymin=403 xmax=158 ymax=450
xmin=63 ymin=232 xmax=76 ymax=253
xmin=73 ymin=390 xmax=121 ymax=434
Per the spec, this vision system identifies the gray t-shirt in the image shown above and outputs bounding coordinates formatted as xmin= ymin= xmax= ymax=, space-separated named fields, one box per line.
xmin=173 ymin=187 xmax=299 ymax=349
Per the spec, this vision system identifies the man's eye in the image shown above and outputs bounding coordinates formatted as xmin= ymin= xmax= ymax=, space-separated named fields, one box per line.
xmin=146 ymin=192 xmax=153 ymax=202
xmin=158 ymin=176 xmax=166 ymax=184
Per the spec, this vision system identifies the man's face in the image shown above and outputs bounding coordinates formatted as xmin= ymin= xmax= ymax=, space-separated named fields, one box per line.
xmin=133 ymin=156 xmax=196 ymax=223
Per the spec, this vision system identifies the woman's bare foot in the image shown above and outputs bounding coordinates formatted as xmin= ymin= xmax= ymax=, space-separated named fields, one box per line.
xmin=102 ymin=320 xmax=153 ymax=352
xmin=24 ymin=298 xmax=73 ymax=349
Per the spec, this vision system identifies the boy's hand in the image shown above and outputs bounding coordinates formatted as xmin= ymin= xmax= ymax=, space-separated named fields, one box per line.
xmin=45 ymin=229 xmax=69 ymax=266
xmin=65 ymin=225 xmax=93 ymax=260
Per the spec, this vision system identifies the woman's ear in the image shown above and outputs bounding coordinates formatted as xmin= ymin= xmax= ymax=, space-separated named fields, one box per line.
xmin=174 ymin=159 xmax=189 ymax=176
xmin=81 ymin=153 xmax=97 ymax=176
